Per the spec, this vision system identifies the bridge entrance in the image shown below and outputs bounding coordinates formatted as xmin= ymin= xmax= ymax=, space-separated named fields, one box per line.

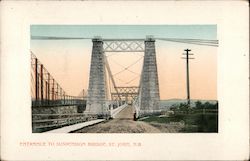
xmin=85 ymin=37 xmax=160 ymax=118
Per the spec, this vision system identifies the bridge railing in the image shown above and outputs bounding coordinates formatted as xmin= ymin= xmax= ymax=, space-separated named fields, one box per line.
xmin=132 ymin=97 xmax=140 ymax=118
xmin=32 ymin=113 xmax=97 ymax=132
xmin=31 ymin=52 xmax=86 ymax=108
xmin=32 ymin=98 xmax=86 ymax=107
xmin=110 ymin=103 xmax=128 ymax=118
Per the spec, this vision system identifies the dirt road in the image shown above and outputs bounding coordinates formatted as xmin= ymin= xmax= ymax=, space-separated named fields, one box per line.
xmin=74 ymin=106 xmax=162 ymax=133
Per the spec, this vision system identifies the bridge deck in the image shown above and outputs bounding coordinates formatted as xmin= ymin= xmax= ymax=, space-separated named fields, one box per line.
xmin=44 ymin=119 xmax=105 ymax=133
xmin=114 ymin=105 xmax=134 ymax=119
xmin=74 ymin=106 xmax=162 ymax=133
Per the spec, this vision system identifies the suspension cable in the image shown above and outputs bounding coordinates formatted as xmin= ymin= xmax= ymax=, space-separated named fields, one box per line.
xmin=112 ymin=56 xmax=143 ymax=76
xmin=125 ymin=75 xmax=140 ymax=84
xmin=156 ymin=38 xmax=218 ymax=47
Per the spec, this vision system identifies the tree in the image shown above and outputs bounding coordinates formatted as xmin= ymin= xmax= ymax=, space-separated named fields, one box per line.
xmin=195 ymin=101 xmax=202 ymax=109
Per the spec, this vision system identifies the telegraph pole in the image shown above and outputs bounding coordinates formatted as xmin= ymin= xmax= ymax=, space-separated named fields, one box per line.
xmin=182 ymin=49 xmax=194 ymax=107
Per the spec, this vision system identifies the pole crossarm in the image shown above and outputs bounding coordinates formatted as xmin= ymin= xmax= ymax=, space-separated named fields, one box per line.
xmin=103 ymin=40 xmax=145 ymax=52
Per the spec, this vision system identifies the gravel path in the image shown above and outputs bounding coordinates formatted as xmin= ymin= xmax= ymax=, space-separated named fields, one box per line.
xmin=74 ymin=106 xmax=162 ymax=133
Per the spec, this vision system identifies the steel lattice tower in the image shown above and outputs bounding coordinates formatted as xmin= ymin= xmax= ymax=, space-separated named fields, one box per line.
xmin=86 ymin=37 xmax=160 ymax=117
xmin=139 ymin=37 xmax=160 ymax=115
xmin=85 ymin=38 xmax=108 ymax=115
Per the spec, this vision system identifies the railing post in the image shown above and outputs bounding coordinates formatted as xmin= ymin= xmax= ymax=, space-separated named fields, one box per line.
xmin=52 ymin=79 xmax=54 ymax=101
xmin=63 ymin=92 xmax=65 ymax=105
xmin=45 ymin=81 xmax=48 ymax=102
xmin=56 ymin=83 xmax=59 ymax=101
xmin=35 ymin=58 xmax=39 ymax=100
xmin=47 ymin=73 xmax=50 ymax=104
xmin=40 ymin=64 xmax=44 ymax=101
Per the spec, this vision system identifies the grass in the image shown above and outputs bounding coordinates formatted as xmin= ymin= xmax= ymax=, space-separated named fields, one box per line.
xmin=141 ymin=112 xmax=218 ymax=133
xmin=142 ymin=115 xmax=181 ymax=123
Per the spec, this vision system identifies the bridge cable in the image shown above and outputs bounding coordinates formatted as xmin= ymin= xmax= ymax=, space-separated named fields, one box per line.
xmin=31 ymin=36 xmax=93 ymax=40
xmin=32 ymin=36 xmax=219 ymax=47
xmin=125 ymin=75 xmax=141 ymax=85
xmin=156 ymin=38 xmax=218 ymax=43
xmin=104 ymin=55 xmax=121 ymax=100
xmin=156 ymin=38 xmax=218 ymax=44
xmin=112 ymin=56 xmax=143 ymax=76
xmin=109 ymin=57 xmax=141 ymax=76
xmin=155 ymin=38 xmax=218 ymax=47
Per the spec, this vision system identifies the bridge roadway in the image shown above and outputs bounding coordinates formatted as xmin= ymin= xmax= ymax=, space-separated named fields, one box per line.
xmin=73 ymin=105 xmax=162 ymax=133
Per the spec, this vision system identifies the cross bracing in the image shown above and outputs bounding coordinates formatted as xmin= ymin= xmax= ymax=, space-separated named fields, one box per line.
xmin=111 ymin=86 xmax=139 ymax=102
xmin=103 ymin=40 xmax=145 ymax=52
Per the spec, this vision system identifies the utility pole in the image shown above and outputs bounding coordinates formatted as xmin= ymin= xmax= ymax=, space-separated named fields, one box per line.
xmin=182 ymin=49 xmax=194 ymax=107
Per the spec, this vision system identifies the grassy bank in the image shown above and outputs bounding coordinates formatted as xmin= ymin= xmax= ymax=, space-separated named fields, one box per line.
xmin=141 ymin=101 xmax=218 ymax=132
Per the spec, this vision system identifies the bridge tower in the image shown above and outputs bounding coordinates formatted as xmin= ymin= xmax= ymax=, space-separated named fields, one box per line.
xmin=85 ymin=38 xmax=108 ymax=115
xmin=138 ymin=37 xmax=160 ymax=115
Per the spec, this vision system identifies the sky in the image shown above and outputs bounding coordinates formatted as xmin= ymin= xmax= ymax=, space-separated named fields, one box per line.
xmin=30 ymin=25 xmax=217 ymax=100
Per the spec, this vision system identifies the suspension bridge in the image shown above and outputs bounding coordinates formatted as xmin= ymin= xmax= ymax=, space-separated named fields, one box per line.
xmin=31 ymin=36 xmax=218 ymax=133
